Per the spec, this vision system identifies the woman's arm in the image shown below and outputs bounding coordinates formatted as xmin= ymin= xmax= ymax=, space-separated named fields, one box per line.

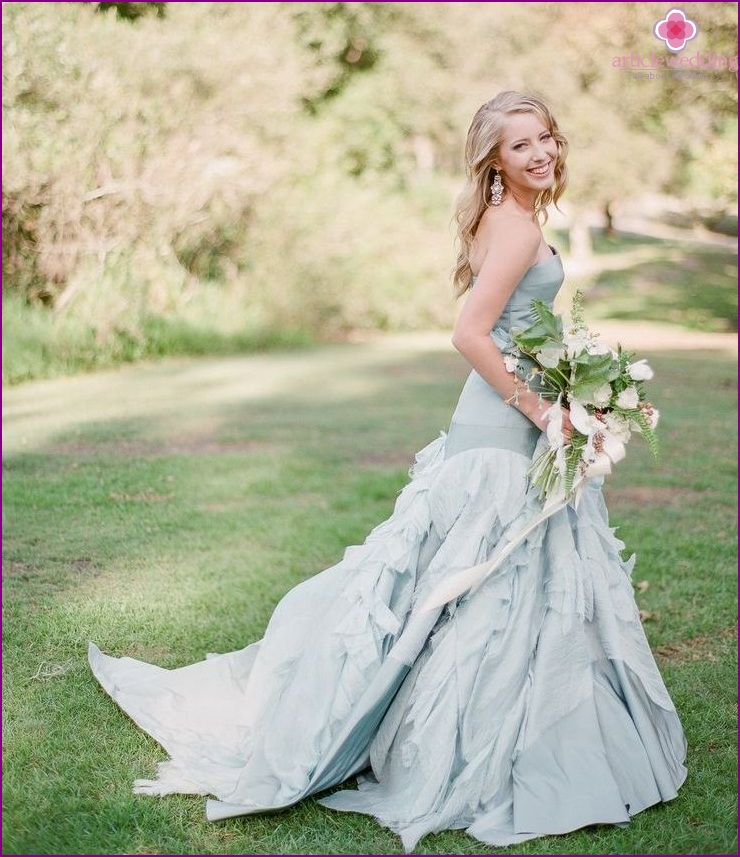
xmin=451 ymin=216 xmax=552 ymax=431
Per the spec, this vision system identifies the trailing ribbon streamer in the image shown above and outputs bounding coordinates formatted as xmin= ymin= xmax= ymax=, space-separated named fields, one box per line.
xmin=419 ymin=480 xmax=586 ymax=613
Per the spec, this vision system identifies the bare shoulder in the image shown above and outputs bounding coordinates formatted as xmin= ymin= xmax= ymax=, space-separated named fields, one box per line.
xmin=473 ymin=206 xmax=541 ymax=273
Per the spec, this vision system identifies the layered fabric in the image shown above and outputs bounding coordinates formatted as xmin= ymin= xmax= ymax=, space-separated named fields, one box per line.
xmin=88 ymin=250 xmax=686 ymax=850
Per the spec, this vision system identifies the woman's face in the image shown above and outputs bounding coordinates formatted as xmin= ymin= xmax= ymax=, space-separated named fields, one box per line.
xmin=494 ymin=111 xmax=558 ymax=196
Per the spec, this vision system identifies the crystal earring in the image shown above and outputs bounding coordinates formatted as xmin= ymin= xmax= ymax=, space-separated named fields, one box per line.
xmin=490 ymin=170 xmax=504 ymax=206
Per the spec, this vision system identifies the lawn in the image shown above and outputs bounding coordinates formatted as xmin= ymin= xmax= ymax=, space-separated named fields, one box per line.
xmin=2 ymin=337 xmax=737 ymax=855
xmin=551 ymin=229 xmax=738 ymax=333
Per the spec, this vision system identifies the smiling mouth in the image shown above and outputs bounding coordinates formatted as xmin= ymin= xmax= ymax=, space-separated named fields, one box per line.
xmin=528 ymin=162 xmax=552 ymax=177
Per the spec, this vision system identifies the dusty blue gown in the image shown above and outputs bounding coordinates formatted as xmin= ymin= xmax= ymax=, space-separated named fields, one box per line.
xmin=88 ymin=248 xmax=687 ymax=851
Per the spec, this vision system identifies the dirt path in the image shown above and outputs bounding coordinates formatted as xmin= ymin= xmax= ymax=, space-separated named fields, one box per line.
xmin=354 ymin=323 xmax=737 ymax=355
xmin=553 ymin=321 xmax=736 ymax=354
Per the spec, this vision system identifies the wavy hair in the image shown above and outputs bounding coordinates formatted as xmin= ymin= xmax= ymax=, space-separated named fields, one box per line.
xmin=452 ymin=91 xmax=568 ymax=296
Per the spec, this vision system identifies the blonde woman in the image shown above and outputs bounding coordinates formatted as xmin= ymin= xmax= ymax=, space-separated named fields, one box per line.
xmin=89 ymin=92 xmax=686 ymax=851
xmin=447 ymin=90 xmax=573 ymax=461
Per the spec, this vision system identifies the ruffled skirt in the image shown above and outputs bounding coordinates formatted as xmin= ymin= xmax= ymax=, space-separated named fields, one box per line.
xmin=88 ymin=433 xmax=686 ymax=851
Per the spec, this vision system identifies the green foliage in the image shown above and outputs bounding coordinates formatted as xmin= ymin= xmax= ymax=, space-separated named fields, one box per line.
xmin=1 ymin=290 xmax=308 ymax=385
xmin=2 ymin=1 xmax=737 ymax=382
xmin=512 ymin=300 xmax=565 ymax=355
xmin=629 ymin=408 xmax=661 ymax=459
xmin=513 ymin=296 xmax=664 ymax=502
xmin=571 ymin=351 xmax=621 ymax=404
xmin=517 ymin=2 xmax=738 ymax=209
xmin=289 ymin=1 xmax=389 ymax=107
xmin=681 ymin=118 xmax=738 ymax=207
xmin=96 ymin=2 xmax=167 ymax=21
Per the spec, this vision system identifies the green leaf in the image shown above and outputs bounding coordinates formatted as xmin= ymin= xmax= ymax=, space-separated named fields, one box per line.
xmin=513 ymin=301 xmax=563 ymax=352
xmin=570 ymin=353 xmax=620 ymax=401
xmin=629 ymin=409 xmax=660 ymax=458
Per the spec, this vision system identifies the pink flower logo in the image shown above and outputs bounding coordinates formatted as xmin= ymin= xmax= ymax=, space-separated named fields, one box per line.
xmin=654 ymin=8 xmax=698 ymax=52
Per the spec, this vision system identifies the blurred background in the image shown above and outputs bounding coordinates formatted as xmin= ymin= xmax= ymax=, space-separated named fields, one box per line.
xmin=3 ymin=1 xmax=737 ymax=384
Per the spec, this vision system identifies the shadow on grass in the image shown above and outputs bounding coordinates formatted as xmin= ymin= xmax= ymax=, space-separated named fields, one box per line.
xmin=549 ymin=229 xmax=737 ymax=333
xmin=589 ymin=244 xmax=738 ymax=333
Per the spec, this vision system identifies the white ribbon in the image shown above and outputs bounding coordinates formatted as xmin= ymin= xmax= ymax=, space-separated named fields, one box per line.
xmin=419 ymin=477 xmax=585 ymax=613
xmin=419 ymin=396 xmax=630 ymax=614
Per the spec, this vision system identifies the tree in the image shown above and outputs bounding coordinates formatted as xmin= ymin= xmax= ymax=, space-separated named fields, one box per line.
xmin=96 ymin=3 xmax=167 ymax=21
xmin=488 ymin=1 xmax=737 ymax=256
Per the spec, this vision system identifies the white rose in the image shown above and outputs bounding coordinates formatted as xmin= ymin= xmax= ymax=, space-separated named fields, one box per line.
xmin=604 ymin=411 xmax=631 ymax=442
xmin=592 ymin=383 xmax=613 ymax=408
xmin=628 ymin=359 xmax=654 ymax=381
xmin=536 ymin=345 xmax=565 ymax=368
xmin=616 ymin=386 xmax=640 ymax=409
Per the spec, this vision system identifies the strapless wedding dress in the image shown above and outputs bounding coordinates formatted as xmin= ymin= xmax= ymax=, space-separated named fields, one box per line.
xmin=89 ymin=248 xmax=686 ymax=851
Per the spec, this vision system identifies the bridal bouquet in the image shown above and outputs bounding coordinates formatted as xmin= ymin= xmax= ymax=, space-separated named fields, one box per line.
xmin=508 ymin=292 xmax=659 ymax=504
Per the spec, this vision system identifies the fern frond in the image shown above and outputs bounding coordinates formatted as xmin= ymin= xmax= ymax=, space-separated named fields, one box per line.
xmin=631 ymin=410 xmax=660 ymax=458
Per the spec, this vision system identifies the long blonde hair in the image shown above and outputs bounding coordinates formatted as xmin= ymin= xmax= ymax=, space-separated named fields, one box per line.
xmin=452 ymin=91 xmax=569 ymax=296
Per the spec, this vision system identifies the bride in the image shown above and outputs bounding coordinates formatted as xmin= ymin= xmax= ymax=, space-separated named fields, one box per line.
xmin=88 ymin=91 xmax=687 ymax=851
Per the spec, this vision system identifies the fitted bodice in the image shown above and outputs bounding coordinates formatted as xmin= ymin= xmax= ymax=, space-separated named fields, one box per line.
xmin=473 ymin=248 xmax=564 ymax=352
xmin=495 ymin=253 xmax=564 ymax=390
xmin=446 ymin=249 xmax=565 ymax=460
xmin=495 ymin=251 xmax=562 ymax=333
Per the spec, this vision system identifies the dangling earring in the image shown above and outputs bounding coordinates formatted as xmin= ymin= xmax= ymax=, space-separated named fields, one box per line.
xmin=490 ymin=170 xmax=504 ymax=206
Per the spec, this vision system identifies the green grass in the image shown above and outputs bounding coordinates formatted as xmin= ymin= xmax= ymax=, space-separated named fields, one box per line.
xmin=591 ymin=241 xmax=738 ymax=333
xmin=551 ymin=229 xmax=738 ymax=333
xmin=5 ymin=232 xmax=737 ymax=386
xmin=1 ymin=292 xmax=312 ymax=386
xmin=2 ymin=340 xmax=737 ymax=854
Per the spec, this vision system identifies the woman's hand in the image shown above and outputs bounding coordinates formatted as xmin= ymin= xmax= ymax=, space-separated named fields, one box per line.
xmin=558 ymin=406 xmax=573 ymax=440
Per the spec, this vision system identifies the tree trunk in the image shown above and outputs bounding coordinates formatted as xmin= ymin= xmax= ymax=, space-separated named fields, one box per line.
xmin=569 ymin=212 xmax=592 ymax=262
xmin=603 ymin=201 xmax=616 ymax=237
